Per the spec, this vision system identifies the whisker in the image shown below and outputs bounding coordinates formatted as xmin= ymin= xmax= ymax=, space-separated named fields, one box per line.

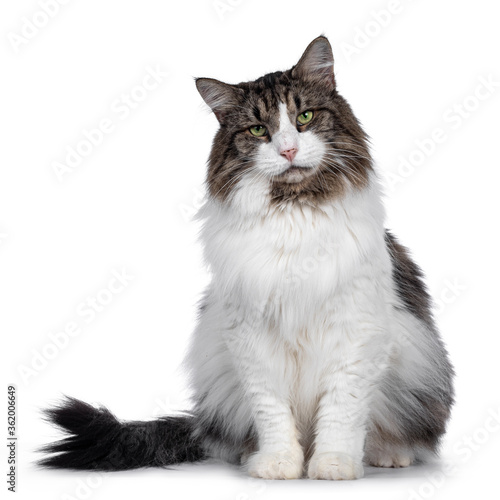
xmin=211 ymin=164 xmax=258 ymax=199
xmin=322 ymin=159 xmax=365 ymax=184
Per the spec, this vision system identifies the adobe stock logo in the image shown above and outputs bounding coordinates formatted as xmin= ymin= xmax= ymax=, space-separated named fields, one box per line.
xmin=51 ymin=65 xmax=168 ymax=182
xmin=386 ymin=74 xmax=499 ymax=191
xmin=407 ymin=406 xmax=500 ymax=500
xmin=60 ymin=474 xmax=104 ymax=500
xmin=7 ymin=0 xmax=72 ymax=54
xmin=340 ymin=0 xmax=415 ymax=63
xmin=17 ymin=268 xmax=133 ymax=385
xmin=213 ymin=0 xmax=245 ymax=21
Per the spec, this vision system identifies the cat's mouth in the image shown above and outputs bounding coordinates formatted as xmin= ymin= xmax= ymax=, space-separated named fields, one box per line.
xmin=276 ymin=165 xmax=316 ymax=183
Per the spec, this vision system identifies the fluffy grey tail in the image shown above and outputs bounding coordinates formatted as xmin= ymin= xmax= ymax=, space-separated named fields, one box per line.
xmin=39 ymin=397 xmax=205 ymax=471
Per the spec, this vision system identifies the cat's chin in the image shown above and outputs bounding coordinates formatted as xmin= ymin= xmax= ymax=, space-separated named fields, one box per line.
xmin=277 ymin=165 xmax=316 ymax=184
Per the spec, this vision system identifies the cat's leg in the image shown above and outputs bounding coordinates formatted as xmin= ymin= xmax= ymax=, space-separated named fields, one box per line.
xmin=364 ymin=425 xmax=415 ymax=468
xmin=364 ymin=389 xmax=447 ymax=468
xmin=363 ymin=308 xmax=454 ymax=468
xmin=223 ymin=306 xmax=304 ymax=479
xmin=307 ymin=340 xmax=390 ymax=479
xmin=307 ymin=288 xmax=392 ymax=480
xmin=242 ymin=380 xmax=304 ymax=480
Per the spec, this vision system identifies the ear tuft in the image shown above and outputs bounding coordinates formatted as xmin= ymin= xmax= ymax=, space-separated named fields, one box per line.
xmin=292 ymin=36 xmax=335 ymax=87
xmin=195 ymin=78 xmax=240 ymax=124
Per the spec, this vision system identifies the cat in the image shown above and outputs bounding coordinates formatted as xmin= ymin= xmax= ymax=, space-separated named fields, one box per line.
xmin=40 ymin=36 xmax=454 ymax=480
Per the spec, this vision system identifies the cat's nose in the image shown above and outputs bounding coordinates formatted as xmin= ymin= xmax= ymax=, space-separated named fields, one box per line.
xmin=280 ymin=147 xmax=298 ymax=162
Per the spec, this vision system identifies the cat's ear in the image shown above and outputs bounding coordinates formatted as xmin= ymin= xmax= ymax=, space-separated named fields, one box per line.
xmin=292 ymin=36 xmax=335 ymax=88
xmin=195 ymin=78 xmax=241 ymax=124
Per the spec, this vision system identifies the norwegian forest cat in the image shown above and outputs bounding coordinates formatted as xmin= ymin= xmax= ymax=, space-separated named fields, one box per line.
xmin=40 ymin=36 xmax=454 ymax=480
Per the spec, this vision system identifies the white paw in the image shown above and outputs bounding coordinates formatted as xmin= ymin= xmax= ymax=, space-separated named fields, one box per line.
xmin=368 ymin=452 xmax=413 ymax=468
xmin=308 ymin=452 xmax=364 ymax=480
xmin=246 ymin=448 xmax=304 ymax=480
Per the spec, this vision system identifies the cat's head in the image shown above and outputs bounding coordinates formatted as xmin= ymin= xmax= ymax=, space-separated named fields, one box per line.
xmin=196 ymin=36 xmax=372 ymax=209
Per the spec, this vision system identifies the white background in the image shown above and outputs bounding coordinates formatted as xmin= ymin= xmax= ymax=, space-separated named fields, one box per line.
xmin=1 ymin=0 xmax=500 ymax=499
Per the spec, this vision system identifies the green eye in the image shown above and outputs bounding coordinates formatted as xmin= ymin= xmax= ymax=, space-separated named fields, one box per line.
xmin=249 ymin=125 xmax=267 ymax=137
xmin=297 ymin=110 xmax=314 ymax=125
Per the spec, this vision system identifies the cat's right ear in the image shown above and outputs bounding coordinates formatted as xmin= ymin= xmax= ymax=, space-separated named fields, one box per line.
xmin=195 ymin=78 xmax=241 ymax=124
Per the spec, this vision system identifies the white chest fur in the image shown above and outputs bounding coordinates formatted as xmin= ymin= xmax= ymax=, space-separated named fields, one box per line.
xmin=199 ymin=175 xmax=389 ymax=335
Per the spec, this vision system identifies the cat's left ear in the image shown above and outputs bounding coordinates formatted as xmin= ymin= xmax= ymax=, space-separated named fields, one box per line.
xmin=195 ymin=78 xmax=242 ymax=124
xmin=292 ymin=36 xmax=335 ymax=88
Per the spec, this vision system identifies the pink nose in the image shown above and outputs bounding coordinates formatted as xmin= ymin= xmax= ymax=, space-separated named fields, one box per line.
xmin=280 ymin=147 xmax=298 ymax=162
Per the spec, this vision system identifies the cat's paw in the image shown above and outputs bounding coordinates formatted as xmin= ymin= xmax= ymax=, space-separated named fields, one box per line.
xmin=308 ymin=452 xmax=364 ymax=480
xmin=246 ymin=447 xmax=304 ymax=480
xmin=367 ymin=450 xmax=413 ymax=468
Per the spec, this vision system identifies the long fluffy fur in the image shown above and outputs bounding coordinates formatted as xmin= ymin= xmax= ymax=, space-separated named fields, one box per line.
xmin=40 ymin=36 xmax=453 ymax=479
xmin=39 ymin=397 xmax=204 ymax=470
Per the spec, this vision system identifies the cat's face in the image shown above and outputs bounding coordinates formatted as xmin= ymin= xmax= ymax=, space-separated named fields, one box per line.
xmin=196 ymin=36 xmax=372 ymax=208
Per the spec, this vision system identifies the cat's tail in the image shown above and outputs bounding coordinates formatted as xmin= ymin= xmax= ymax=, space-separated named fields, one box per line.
xmin=38 ymin=397 xmax=205 ymax=471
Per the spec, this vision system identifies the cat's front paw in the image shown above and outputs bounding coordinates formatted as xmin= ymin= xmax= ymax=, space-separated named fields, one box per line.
xmin=308 ymin=452 xmax=364 ymax=480
xmin=246 ymin=447 xmax=304 ymax=480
